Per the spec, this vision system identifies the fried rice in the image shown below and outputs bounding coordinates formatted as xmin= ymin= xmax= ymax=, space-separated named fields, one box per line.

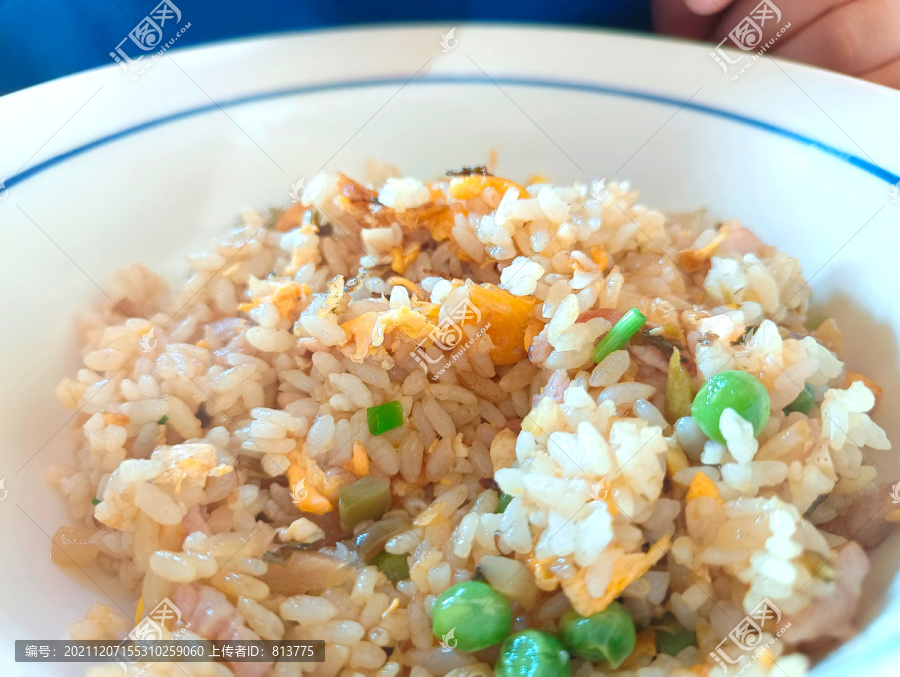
xmin=49 ymin=164 xmax=896 ymax=677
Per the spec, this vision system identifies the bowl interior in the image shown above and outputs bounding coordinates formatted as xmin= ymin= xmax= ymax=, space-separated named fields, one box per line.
xmin=1 ymin=25 xmax=898 ymax=676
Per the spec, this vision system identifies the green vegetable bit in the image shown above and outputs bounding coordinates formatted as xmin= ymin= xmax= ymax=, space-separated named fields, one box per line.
xmin=691 ymin=370 xmax=770 ymax=443
xmin=664 ymin=347 xmax=694 ymax=424
xmin=432 ymin=580 xmax=512 ymax=652
xmin=592 ymin=308 xmax=647 ymax=364
xmin=783 ymin=383 xmax=815 ymax=415
xmin=803 ymin=311 xmax=826 ymax=331
xmin=495 ymin=493 xmax=513 ymax=514
xmin=157 ymin=415 xmax=168 ymax=425
xmin=367 ymin=401 xmax=404 ymax=436
xmin=91 ymin=497 xmax=101 ymax=506
xmin=495 ymin=629 xmax=571 ymax=677
xmin=338 ymin=476 xmax=392 ymax=532
xmin=656 ymin=628 xmax=697 ymax=656
xmin=355 ymin=515 xmax=413 ymax=562
xmin=559 ymin=602 xmax=636 ymax=668
xmin=371 ymin=550 xmax=409 ymax=583
xmin=262 ymin=550 xmax=285 ymax=564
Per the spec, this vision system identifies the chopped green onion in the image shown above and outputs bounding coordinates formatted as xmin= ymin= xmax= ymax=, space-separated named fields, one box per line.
xmin=655 ymin=628 xmax=697 ymax=656
xmin=784 ymin=383 xmax=815 ymax=415
xmin=371 ymin=550 xmax=410 ymax=583
xmin=338 ymin=476 xmax=392 ymax=532
xmin=367 ymin=401 xmax=404 ymax=436
xmin=91 ymin=497 xmax=100 ymax=506
xmin=495 ymin=493 xmax=513 ymax=514
xmin=157 ymin=415 xmax=168 ymax=425
xmin=592 ymin=308 xmax=647 ymax=364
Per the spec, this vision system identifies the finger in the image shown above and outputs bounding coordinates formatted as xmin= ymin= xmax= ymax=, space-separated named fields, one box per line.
xmin=861 ymin=55 xmax=900 ymax=90
xmin=710 ymin=0 xmax=852 ymax=52
xmin=685 ymin=0 xmax=736 ymax=16
xmin=774 ymin=0 xmax=900 ymax=76
xmin=653 ymin=0 xmax=721 ymax=38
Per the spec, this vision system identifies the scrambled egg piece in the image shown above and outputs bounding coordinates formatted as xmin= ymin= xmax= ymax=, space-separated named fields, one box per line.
xmin=448 ymin=175 xmax=531 ymax=200
xmin=341 ymin=305 xmax=439 ymax=361
xmin=318 ymin=276 xmax=349 ymax=318
xmin=102 ymin=412 xmax=130 ymax=426
xmin=562 ymin=534 xmax=672 ymax=616
xmin=151 ymin=443 xmax=232 ymax=493
xmin=468 ymin=283 xmax=538 ymax=365
xmin=390 ymin=243 xmax=421 ymax=275
xmin=342 ymin=442 xmax=370 ymax=477
xmin=336 ymin=173 xmax=458 ymax=242
xmin=239 ymin=281 xmax=311 ymax=319
xmin=286 ymin=450 xmax=342 ymax=514
xmin=686 ymin=472 xmax=722 ymax=504
xmin=372 ymin=306 xmax=436 ymax=347
xmin=677 ymin=226 xmax=730 ymax=273
xmin=589 ymin=245 xmax=609 ymax=271
xmin=845 ymin=372 xmax=882 ymax=400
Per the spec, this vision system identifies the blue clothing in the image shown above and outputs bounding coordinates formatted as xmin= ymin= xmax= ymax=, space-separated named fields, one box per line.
xmin=0 ymin=0 xmax=651 ymax=93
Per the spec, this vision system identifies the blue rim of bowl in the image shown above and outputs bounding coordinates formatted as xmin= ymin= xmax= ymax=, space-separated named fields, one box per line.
xmin=5 ymin=74 xmax=900 ymax=190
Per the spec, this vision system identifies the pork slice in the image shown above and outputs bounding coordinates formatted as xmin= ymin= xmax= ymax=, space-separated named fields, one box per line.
xmin=532 ymin=369 xmax=570 ymax=407
xmin=820 ymin=483 xmax=895 ymax=549
xmin=784 ymin=541 xmax=869 ymax=646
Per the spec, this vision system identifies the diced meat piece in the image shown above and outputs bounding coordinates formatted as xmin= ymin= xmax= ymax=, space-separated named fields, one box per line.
xmin=186 ymin=585 xmax=238 ymax=638
xmin=720 ymin=223 xmax=763 ymax=256
xmin=821 ymin=483 xmax=895 ymax=549
xmin=203 ymin=318 xmax=245 ymax=350
xmin=213 ymin=329 xmax=263 ymax=365
xmin=219 ymin=622 xmax=272 ymax=677
xmin=532 ymin=369 xmax=570 ymax=407
xmin=784 ymin=541 xmax=869 ymax=645
xmin=528 ymin=330 xmax=553 ymax=363
xmin=577 ymin=308 xmax=623 ymax=324
xmin=183 ymin=505 xmax=213 ymax=537
xmin=173 ymin=584 xmax=270 ymax=676
xmin=171 ymin=584 xmax=199 ymax=629
xmin=506 ymin=418 xmax=522 ymax=434
xmin=628 ymin=344 xmax=669 ymax=374
xmin=219 ymin=618 xmax=257 ymax=641
xmin=230 ymin=656 xmax=273 ymax=677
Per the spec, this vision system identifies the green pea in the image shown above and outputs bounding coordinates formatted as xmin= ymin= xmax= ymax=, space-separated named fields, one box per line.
xmin=559 ymin=602 xmax=636 ymax=668
xmin=691 ymin=370 xmax=770 ymax=443
xmin=432 ymin=581 xmax=512 ymax=652
xmin=495 ymin=629 xmax=571 ymax=677
xmin=656 ymin=627 xmax=697 ymax=656
xmin=495 ymin=493 xmax=513 ymax=514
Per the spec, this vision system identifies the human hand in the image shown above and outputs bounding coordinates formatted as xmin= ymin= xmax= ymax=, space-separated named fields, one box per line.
xmin=653 ymin=0 xmax=900 ymax=89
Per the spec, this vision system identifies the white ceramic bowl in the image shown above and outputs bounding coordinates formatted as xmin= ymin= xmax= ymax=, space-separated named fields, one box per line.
xmin=1 ymin=24 xmax=898 ymax=676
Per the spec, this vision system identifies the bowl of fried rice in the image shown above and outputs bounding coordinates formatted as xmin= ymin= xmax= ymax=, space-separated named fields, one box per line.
xmin=2 ymin=25 xmax=899 ymax=677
